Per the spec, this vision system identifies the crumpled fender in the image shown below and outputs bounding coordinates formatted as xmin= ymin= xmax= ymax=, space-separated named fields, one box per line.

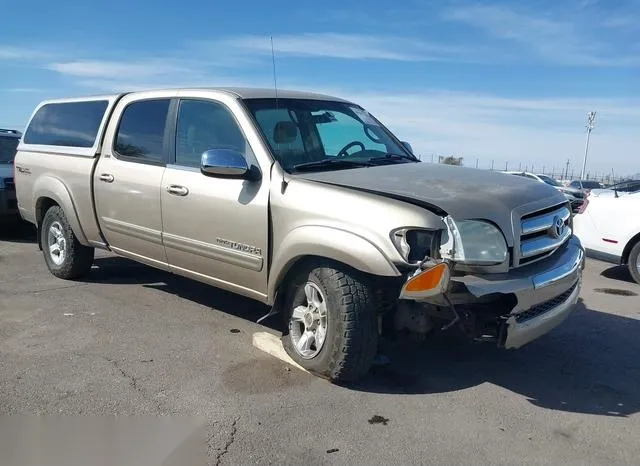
xmin=268 ymin=225 xmax=400 ymax=303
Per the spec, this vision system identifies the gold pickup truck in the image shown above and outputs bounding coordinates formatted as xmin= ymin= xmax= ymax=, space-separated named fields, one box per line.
xmin=14 ymin=87 xmax=584 ymax=381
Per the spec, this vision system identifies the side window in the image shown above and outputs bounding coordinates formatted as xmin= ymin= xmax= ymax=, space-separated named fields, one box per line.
xmin=314 ymin=110 xmax=387 ymax=156
xmin=23 ymin=100 xmax=108 ymax=147
xmin=570 ymin=181 xmax=579 ymax=188
xmin=175 ymin=99 xmax=248 ymax=168
xmin=114 ymin=99 xmax=171 ymax=163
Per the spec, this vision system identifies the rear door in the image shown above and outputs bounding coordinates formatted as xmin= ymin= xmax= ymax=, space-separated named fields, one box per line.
xmin=94 ymin=91 xmax=176 ymax=270
xmin=160 ymin=93 xmax=270 ymax=300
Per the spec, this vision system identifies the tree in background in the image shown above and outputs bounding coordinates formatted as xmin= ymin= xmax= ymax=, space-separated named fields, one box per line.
xmin=440 ymin=156 xmax=464 ymax=166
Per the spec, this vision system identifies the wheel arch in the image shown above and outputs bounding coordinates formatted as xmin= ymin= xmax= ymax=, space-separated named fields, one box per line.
xmin=33 ymin=177 xmax=89 ymax=248
xmin=267 ymin=226 xmax=401 ymax=305
xmin=621 ymin=232 xmax=640 ymax=265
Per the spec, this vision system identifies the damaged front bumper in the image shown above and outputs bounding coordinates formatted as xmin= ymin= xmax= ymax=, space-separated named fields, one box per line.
xmin=398 ymin=235 xmax=585 ymax=349
xmin=450 ymin=236 xmax=584 ymax=348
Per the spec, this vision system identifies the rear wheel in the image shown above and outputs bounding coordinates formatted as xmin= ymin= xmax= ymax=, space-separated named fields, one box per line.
xmin=41 ymin=205 xmax=94 ymax=279
xmin=282 ymin=262 xmax=378 ymax=382
xmin=628 ymin=242 xmax=640 ymax=285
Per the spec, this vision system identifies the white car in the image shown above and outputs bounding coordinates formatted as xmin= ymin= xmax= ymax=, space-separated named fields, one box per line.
xmin=573 ymin=191 xmax=640 ymax=284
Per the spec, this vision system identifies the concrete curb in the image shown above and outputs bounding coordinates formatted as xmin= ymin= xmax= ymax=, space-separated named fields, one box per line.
xmin=251 ymin=331 xmax=308 ymax=373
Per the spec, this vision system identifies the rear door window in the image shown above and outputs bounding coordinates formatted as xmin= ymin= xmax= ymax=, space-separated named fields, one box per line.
xmin=23 ymin=100 xmax=108 ymax=147
xmin=114 ymin=99 xmax=171 ymax=164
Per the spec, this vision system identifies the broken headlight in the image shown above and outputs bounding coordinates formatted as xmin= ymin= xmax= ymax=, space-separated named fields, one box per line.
xmin=391 ymin=228 xmax=442 ymax=264
xmin=439 ymin=217 xmax=507 ymax=265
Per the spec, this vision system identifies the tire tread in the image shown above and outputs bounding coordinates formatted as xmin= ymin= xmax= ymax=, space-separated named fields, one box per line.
xmin=42 ymin=206 xmax=94 ymax=280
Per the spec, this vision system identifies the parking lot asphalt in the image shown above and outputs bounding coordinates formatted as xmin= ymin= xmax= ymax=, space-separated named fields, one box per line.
xmin=1 ymin=224 xmax=639 ymax=465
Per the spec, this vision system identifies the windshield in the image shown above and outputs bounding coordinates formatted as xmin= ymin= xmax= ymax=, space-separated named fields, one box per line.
xmin=243 ymin=98 xmax=417 ymax=172
xmin=0 ymin=136 xmax=19 ymax=163
xmin=538 ymin=175 xmax=561 ymax=187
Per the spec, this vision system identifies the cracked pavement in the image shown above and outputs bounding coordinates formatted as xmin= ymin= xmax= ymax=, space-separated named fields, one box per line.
xmin=1 ymin=225 xmax=640 ymax=465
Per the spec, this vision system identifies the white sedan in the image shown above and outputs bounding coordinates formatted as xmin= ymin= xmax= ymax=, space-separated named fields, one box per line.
xmin=573 ymin=191 xmax=640 ymax=284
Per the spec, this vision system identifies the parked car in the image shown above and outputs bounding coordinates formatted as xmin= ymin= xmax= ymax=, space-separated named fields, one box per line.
xmin=15 ymin=88 xmax=585 ymax=381
xmin=503 ymin=171 xmax=583 ymax=211
xmin=573 ymin=191 xmax=640 ymax=284
xmin=588 ymin=179 xmax=640 ymax=198
xmin=0 ymin=128 xmax=22 ymax=225
xmin=565 ymin=179 xmax=603 ymax=197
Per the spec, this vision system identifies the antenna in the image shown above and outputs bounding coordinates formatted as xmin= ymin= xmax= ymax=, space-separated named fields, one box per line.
xmin=270 ymin=36 xmax=279 ymax=107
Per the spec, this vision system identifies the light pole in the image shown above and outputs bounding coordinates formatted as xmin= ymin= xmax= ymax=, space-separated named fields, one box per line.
xmin=580 ymin=111 xmax=596 ymax=180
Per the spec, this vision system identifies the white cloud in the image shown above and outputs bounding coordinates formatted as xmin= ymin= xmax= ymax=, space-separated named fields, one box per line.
xmin=443 ymin=4 xmax=640 ymax=66
xmin=220 ymin=33 xmax=467 ymax=62
xmin=46 ymin=60 xmax=192 ymax=80
xmin=0 ymin=46 xmax=51 ymax=60
xmin=0 ymin=88 xmax=45 ymax=93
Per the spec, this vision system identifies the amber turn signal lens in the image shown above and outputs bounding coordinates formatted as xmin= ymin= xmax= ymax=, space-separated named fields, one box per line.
xmin=405 ymin=262 xmax=449 ymax=292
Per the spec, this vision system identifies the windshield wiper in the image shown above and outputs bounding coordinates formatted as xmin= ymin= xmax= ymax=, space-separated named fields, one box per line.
xmin=291 ymin=159 xmax=373 ymax=173
xmin=367 ymin=153 xmax=419 ymax=164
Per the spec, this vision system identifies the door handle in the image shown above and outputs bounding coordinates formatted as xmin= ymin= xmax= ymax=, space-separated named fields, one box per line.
xmin=166 ymin=185 xmax=189 ymax=196
xmin=99 ymin=173 xmax=114 ymax=183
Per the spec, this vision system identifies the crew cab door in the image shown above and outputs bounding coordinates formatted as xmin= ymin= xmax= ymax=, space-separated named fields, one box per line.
xmin=160 ymin=94 xmax=270 ymax=300
xmin=94 ymin=92 xmax=176 ymax=270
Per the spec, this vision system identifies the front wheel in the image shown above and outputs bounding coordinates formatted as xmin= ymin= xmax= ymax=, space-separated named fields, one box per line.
xmin=628 ymin=242 xmax=640 ymax=285
xmin=282 ymin=262 xmax=378 ymax=382
xmin=41 ymin=205 xmax=94 ymax=280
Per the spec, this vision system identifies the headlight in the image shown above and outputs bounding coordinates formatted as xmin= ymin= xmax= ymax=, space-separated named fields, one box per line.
xmin=391 ymin=228 xmax=441 ymax=264
xmin=440 ymin=217 xmax=507 ymax=265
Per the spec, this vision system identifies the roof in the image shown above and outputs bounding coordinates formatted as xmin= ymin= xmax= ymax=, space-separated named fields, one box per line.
xmin=206 ymin=87 xmax=352 ymax=102
xmin=35 ymin=87 xmax=353 ymax=105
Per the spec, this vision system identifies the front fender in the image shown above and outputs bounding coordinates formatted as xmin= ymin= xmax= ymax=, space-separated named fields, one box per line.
xmin=268 ymin=225 xmax=400 ymax=303
xmin=32 ymin=176 xmax=89 ymax=245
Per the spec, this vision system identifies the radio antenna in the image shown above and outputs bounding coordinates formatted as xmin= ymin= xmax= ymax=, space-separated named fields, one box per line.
xmin=270 ymin=35 xmax=279 ymax=108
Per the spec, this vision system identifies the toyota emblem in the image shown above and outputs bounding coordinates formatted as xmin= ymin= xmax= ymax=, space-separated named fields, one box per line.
xmin=549 ymin=215 xmax=564 ymax=238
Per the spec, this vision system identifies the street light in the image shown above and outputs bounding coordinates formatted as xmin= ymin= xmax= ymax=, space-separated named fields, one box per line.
xmin=580 ymin=111 xmax=596 ymax=180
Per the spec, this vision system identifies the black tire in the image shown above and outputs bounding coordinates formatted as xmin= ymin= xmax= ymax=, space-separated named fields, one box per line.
xmin=628 ymin=242 xmax=640 ymax=285
xmin=41 ymin=205 xmax=94 ymax=280
xmin=282 ymin=262 xmax=378 ymax=382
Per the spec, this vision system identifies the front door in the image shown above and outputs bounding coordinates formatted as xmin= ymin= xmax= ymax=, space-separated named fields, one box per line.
xmin=94 ymin=95 xmax=173 ymax=270
xmin=160 ymin=97 xmax=270 ymax=299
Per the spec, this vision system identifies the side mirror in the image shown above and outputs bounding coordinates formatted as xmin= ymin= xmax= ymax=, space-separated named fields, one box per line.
xmin=201 ymin=149 xmax=251 ymax=178
xmin=401 ymin=141 xmax=413 ymax=154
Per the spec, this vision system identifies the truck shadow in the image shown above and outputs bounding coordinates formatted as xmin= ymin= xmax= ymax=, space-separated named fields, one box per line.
xmin=89 ymin=256 xmax=277 ymax=330
xmin=350 ymin=298 xmax=640 ymax=417
xmin=89 ymin=256 xmax=639 ymax=417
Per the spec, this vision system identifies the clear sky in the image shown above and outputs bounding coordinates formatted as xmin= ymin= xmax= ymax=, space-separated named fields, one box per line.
xmin=1 ymin=0 xmax=638 ymax=177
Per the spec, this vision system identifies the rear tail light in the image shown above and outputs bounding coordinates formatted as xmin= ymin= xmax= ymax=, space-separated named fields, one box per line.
xmin=577 ymin=196 xmax=589 ymax=214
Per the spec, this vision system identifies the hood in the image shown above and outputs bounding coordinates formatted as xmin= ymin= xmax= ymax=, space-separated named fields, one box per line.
xmin=297 ymin=162 xmax=566 ymax=244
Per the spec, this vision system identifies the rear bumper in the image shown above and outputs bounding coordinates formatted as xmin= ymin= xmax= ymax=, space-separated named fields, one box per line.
xmin=450 ymin=236 xmax=584 ymax=349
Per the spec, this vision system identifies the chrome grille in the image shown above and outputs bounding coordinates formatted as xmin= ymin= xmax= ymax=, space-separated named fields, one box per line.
xmin=516 ymin=203 xmax=571 ymax=266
